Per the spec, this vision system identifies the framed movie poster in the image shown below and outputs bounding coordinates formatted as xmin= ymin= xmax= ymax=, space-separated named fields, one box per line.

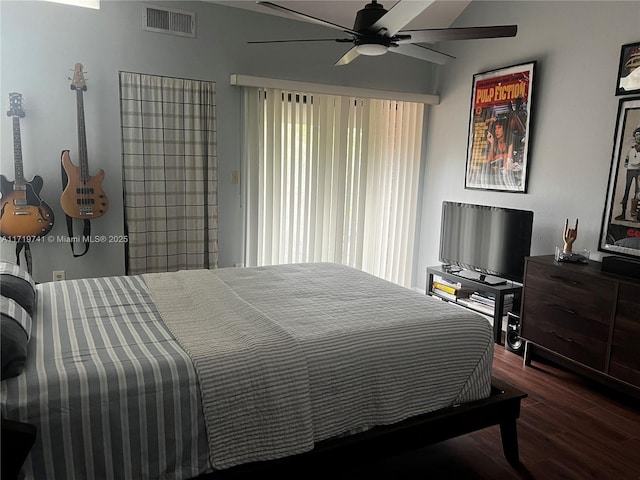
xmin=465 ymin=61 xmax=536 ymax=193
xmin=615 ymin=42 xmax=640 ymax=96
xmin=600 ymin=96 xmax=640 ymax=259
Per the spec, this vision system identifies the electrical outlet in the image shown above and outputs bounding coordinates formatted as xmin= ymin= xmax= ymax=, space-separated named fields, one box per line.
xmin=231 ymin=170 xmax=240 ymax=185
xmin=53 ymin=270 xmax=65 ymax=281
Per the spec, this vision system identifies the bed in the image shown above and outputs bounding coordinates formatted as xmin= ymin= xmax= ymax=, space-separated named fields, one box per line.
xmin=1 ymin=261 xmax=525 ymax=479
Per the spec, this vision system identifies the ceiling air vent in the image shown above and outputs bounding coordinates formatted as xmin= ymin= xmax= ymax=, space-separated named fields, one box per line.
xmin=143 ymin=4 xmax=196 ymax=38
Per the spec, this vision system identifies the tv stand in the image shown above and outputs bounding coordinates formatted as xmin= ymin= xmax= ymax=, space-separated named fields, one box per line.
xmin=427 ymin=265 xmax=522 ymax=345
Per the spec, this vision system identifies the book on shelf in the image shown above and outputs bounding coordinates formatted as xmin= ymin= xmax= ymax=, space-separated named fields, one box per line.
xmin=457 ymin=297 xmax=495 ymax=316
xmin=432 ymin=281 xmax=458 ymax=295
xmin=469 ymin=292 xmax=514 ymax=308
xmin=432 ymin=275 xmax=474 ymax=296
xmin=432 ymin=274 xmax=462 ymax=289
xmin=431 ymin=287 xmax=474 ymax=303
xmin=458 ymin=297 xmax=513 ymax=315
xmin=431 ymin=287 xmax=457 ymax=302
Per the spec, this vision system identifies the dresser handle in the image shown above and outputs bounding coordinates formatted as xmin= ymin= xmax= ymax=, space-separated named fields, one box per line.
xmin=549 ymin=274 xmax=580 ymax=286
xmin=551 ymin=331 xmax=574 ymax=343
xmin=551 ymin=304 xmax=576 ymax=315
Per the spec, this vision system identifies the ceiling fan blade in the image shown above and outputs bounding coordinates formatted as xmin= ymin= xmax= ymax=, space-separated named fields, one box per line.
xmin=256 ymin=1 xmax=361 ymax=37
xmin=390 ymin=43 xmax=455 ymax=65
xmin=371 ymin=0 xmax=435 ymax=37
xmin=398 ymin=25 xmax=518 ymax=43
xmin=335 ymin=46 xmax=361 ymax=66
xmin=248 ymin=38 xmax=350 ymax=44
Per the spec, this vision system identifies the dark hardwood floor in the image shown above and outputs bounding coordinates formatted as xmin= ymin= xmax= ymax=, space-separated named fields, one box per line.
xmin=250 ymin=345 xmax=640 ymax=480
xmin=335 ymin=345 xmax=640 ymax=480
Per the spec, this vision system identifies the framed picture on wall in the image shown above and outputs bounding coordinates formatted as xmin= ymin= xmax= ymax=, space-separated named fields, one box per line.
xmin=600 ymin=96 xmax=640 ymax=258
xmin=465 ymin=61 xmax=536 ymax=193
xmin=615 ymin=42 xmax=640 ymax=96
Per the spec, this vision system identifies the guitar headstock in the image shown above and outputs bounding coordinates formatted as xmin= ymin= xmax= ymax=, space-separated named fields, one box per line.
xmin=70 ymin=63 xmax=87 ymax=91
xmin=7 ymin=92 xmax=25 ymax=118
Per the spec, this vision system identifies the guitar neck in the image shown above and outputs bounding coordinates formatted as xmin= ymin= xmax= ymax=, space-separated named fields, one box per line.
xmin=76 ymin=88 xmax=90 ymax=183
xmin=12 ymin=116 xmax=25 ymax=190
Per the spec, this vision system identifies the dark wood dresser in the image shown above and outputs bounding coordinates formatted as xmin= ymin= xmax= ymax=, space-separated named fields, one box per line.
xmin=520 ymin=255 xmax=640 ymax=398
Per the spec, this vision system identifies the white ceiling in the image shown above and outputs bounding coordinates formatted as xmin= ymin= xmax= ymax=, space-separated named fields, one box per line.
xmin=208 ymin=1 xmax=472 ymax=31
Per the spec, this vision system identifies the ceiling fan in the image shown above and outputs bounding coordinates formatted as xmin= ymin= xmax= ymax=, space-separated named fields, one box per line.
xmin=249 ymin=0 xmax=517 ymax=66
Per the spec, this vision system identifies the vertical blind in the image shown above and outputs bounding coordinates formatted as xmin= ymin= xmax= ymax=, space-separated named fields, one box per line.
xmin=119 ymin=72 xmax=218 ymax=274
xmin=244 ymin=87 xmax=424 ymax=287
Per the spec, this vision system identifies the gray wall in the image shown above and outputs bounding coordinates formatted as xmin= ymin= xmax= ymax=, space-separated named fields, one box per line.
xmin=0 ymin=0 xmax=434 ymax=283
xmin=2 ymin=1 xmax=638 ymax=288
xmin=416 ymin=0 xmax=640 ymax=290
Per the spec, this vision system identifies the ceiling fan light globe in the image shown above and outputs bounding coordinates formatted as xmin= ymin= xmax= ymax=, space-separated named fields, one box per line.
xmin=356 ymin=43 xmax=388 ymax=56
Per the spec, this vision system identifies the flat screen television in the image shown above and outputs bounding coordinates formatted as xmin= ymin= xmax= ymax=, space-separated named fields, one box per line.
xmin=439 ymin=202 xmax=534 ymax=284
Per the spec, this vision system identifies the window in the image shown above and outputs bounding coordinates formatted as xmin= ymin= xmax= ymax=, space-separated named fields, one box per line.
xmin=244 ymin=88 xmax=424 ymax=287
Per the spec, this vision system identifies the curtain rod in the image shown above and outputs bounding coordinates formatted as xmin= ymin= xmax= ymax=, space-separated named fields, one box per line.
xmin=230 ymin=74 xmax=439 ymax=105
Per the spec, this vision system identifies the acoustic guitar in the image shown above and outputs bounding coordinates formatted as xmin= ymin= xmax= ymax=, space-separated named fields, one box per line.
xmin=60 ymin=63 xmax=109 ymax=219
xmin=0 ymin=93 xmax=55 ymax=239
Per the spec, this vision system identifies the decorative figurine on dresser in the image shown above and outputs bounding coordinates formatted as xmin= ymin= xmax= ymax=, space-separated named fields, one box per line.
xmin=555 ymin=218 xmax=589 ymax=264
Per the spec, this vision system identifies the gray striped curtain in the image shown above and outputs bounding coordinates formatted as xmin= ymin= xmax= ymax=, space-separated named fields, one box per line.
xmin=119 ymin=72 xmax=218 ymax=274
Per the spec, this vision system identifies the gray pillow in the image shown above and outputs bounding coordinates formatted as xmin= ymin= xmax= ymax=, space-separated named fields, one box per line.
xmin=0 ymin=262 xmax=36 ymax=315
xmin=1 ymin=296 xmax=32 ymax=380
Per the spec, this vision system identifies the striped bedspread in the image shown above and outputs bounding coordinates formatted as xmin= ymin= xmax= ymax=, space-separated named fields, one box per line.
xmin=211 ymin=264 xmax=493 ymax=443
xmin=0 ymin=276 xmax=211 ymax=480
xmin=1 ymin=263 xmax=493 ymax=479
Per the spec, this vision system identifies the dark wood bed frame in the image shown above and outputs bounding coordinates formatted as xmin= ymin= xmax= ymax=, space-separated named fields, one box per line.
xmin=206 ymin=377 xmax=527 ymax=478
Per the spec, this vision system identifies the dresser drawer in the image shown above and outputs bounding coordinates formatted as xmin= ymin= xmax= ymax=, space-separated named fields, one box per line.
xmin=609 ymin=283 xmax=640 ymax=385
xmin=523 ymin=260 xmax=616 ymax=321
xmin=524 ymin=259 xmax=615 ymax=298
xmin=521 ymin=287 xmax=610 ymax=370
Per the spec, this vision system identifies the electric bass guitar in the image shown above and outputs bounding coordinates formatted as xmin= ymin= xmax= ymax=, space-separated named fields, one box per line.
xmin=0 ymin=92 xmax=55 ymax=239
xmin=60 ymin=63 xmax=109 ymax=219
